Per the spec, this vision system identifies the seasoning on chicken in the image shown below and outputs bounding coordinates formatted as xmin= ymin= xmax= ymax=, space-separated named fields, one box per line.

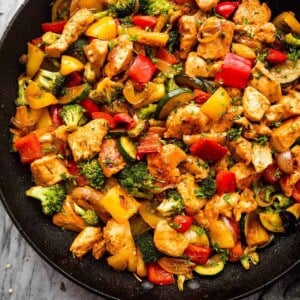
xmin=251 ymin=143 xmax=273 ymax=173
xmin=230 ymin=162 xmax=257 ymax=190
xmin=84 ymin=39 xmax=109 ymax=70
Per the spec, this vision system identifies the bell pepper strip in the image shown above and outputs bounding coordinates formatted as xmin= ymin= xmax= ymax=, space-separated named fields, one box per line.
xmin=273 ymin=11 xmax=300 ymax=35
xmin=14 ymin=132 xmax=43 ymax=164
xmin=128 ymin=54 xmax=156 ymax=84
xmin=292 ymin=180 xmax=300 ymax=203
xmin=60 ymin=55 xmax=85 ymax=76
xmin=228 ymin=241 xmax=243 ymax=262
xmin=80 ymin=98 xmax=100 ymax=117
xmin=41 ymin=20 xmax=67 ymax=34
xmin=136 ymin=132 xmax=162 ymax=159
xmin=215 ymin=2 xmax=239 ymax=19
xmin=66 ymin=160 xmax=88 ymax=186
xmin=216 ymin=171 xmax=236 ymax=195
xmin=91 ymin=112 xmax=116 ymax=129
xmin=132 ymin=15 xmax=157 ymax=29
xmin=265 ymin=48 xmax=288 ymax=65
xmin=184 ymin=244 xmax=212 ymax=265
xmin=228 ymin=218 xmax=241 ymax=241
xmin=49 ymin=105 xmax=63 ymax=126
xmin=285 ymin=33 xmax=300 ymax=47
xmin=215 ymin=53 xmax=253 ymax=89
xmin=156 ymin=48 xmax=178 ymax=64
xmin=172 ymin=215 xmax=194 ymax=233
xmin=262 ymin=162 xmax=281 ymax=184
xmin=194 ymin=89 xmax=211 ymax=104
xmin=113 ymin=113 xmax=136 ymax=130
xmin=85 ymin=16 xmax=117 ymax=40
xmin=31 ymin=37 xmax=44 ymax=48
xmin=66 ymin=71 xmax=83 ymax=87
xmin=147 ymin=263 xmax=175 ymax=285
xmin=26 ymin=42 xmax=45 ymax=78
xmin=189 ymin=138 xmax=228 ymax=162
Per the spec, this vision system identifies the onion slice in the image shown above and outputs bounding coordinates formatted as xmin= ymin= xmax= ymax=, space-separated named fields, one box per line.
xmin=276 ymin=151 xmax=294 ymax=174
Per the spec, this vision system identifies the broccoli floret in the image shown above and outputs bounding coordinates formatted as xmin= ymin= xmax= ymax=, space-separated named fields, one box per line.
xmin=194 ymin=173 xmax=216 ymax=199
xmin=89 ymin=77 xmax=124 ymax=104
xmin=135 ymin=231 xmax=162 ymax=262
xmin=107 ymin=0 xmax=137 ymax=17
xmin=60 ymin=104 xmax=88 ymax=127
xmin=156 ymin=189 xmax=184 ymax=216
xmin=139 ymin=0 xmax=176 ymax=16
xmin=74 ymin=203 xmax=99 ymax=225
xmin=26 ymin=184 xmax=66 ymax=215
xmin=166 ymin=77 xmax=180 ymax=92
xmin=35 ymin=69 xmax=66 ymax=96
xmin=66 ymin=38 xmax=89 ymax=63
xmin=166 ymin=30 xmax=180 ymax=53
xmin=118 ymin=161 xmax=155 ymax=199
xmin=15 ymin=76 xmax=32 ymax=106
xmin=137 ymin=103 xmax=157 ymax=119
xmin=78 ymin=158 xmax=105 ymax=190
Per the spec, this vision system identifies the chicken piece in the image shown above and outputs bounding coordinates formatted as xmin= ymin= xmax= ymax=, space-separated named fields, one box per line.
xmin=251 ymin=143 xmax=273 ymax=173
xmin=92 ymin=239 xmax=106 ymax=260
xmin=147 ymin=144 xmax=187 ymax=185
xmin=228 ymin=137 xmax=252 ymax=165
xmin=242 ymin=86 xmax=270 ymax=122
xmin=154 ymin=220 xmax=189 ymax=257
xmin=70 ymin=226 xmax=103 ymax=259
xmin=177 ymin=174 xmax=206 ymax=215
xmin=250 ymin=62 xmax=282 ymax=103
xmin=98 ymin=138 xmax=126 ymax=177
xmin=197 ymin=17 xmax=235 ymax=60
xmin=164 ymin=103 xmax=210 ymax=139
xmin=270 ymin=116 xmax=300 ymax=152
xmin=104 ymin=35 xmax=134 ymax=78
xmin=292 ymin=145 xmax=300 ymax=171
xmin=230 ymin=162 xmax=257 ymax=190
xmin=280 ymin=171 xmax=300 ymax=197
xmin=84 ymin=39 xmax=109 ymax=69
xmin=45 ymin=8 xmax=95 ymax=57
xmin=195 ymin=0 xmax=218 ymax=12
xmin=178 ymin=15 xmax=198 ymax=60
xmin=30 ymin=154 xmax=70 ymax=186
xmin=185 ymin=52 xmax=222 ymax=78
xmin=181 ymin=155 xmax=210 ymax=180
xmin=233 ymin=188 xmax=257 ymax=221
xmin=183 ymin=132 xmax=227 ymax=146
xmin=233 ymin=0 xmax=271 ymax=25
xmin=53 ymin=195 xmax=86 ymax=232
xmin=67 ymin=119 xmax=108 ymax=162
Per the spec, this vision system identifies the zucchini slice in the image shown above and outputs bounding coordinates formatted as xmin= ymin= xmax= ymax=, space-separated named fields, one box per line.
xmin=194 ymin=254 xmax=225 ymax=276
xmin=154 ymin=88 xmax=195 ymax=120
xmin=117 ymin=136 xmax=137 ymax=162
xmin=58 ymin=83 xmax=91 ymax=104
xmin=259 ymin=212 xmax=285 ymax=233
xmin=270 ymin=59 xmax=300 ymax=84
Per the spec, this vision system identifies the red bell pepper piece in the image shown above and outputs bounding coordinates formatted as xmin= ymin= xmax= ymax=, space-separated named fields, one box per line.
xmin=80 ymin=98 xmax=100 ymax=117
xmin=136 ymin=132 xmax=162 ymax=160
xmin=147 ymin=263 xmax=175 ymax=285
xmin=227 ymin=218 xmax=241 ymax=240
xmin=31 ymin=37 xmax=43 ymax=47
xmin=66 ymin=160 xmax=88 ymax=186
xmin=184 ymin=244 xmax=212 ymax=265
xmin=172 ymin=215 xmax=194 ymax=233
xmin=292 ymin=180 xmax=300 ymax=203
xmin=215 ymin=53 xmax=253 ymax=89
xmin=194 ymin=89 xmax=211 ymax=104
xmin=49 ymin=105 xmax=63 ymax=126
xmin=14 ymin=132 xmax=43 ymax=164
xmin=132 ymin=15 xmax=157 ymax=29
xmin=41 ymin=20 xmax=67 ymax=34
xmin=113 ymin=113 xmax=136 ymax=130
xmin=91 ymin=111 xmax=116 ymax=129
xmin=262 ymin=162 xmax=281 ymax=184
xmin=215 ymin=2 xmax=239 ymax=19
xmin=265 ymin=48 xmax=288 ymax=65
xmin=128 ymin=54 xmax=156 ymax=84
xmin=216 ymin=171 xmax=236 ymax=195
xmin=66 ymin=71 xmax=83 ymax=87
xmin=156 ymin=48 xmax=178 ymax=64
xmin=189 ymin=138 xmax=228 ymax=162
xmin=228 ymin=241 xmax=243 ymax=262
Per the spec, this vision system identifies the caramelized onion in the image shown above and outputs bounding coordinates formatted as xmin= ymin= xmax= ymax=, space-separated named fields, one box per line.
xmin=157 ymin=257 xmax=195 ymax=275
xmin=276 ymin=151 xmax=294 ymax=174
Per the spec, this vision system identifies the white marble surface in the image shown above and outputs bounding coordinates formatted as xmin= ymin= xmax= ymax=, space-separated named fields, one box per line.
xmin=0 ymin=2 xmax=299 ymax=300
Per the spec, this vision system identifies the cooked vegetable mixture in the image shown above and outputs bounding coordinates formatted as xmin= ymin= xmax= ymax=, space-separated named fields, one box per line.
xmin=10 ymin=0 xmax=300 ymax=290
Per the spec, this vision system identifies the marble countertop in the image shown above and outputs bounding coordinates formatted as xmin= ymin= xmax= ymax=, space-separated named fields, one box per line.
xmin=0 ymin=1 xmax=299 ymax=300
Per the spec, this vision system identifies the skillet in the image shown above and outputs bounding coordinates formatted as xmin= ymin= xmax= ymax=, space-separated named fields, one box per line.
xmin=0 ymin=0 xmax=299 ymax=299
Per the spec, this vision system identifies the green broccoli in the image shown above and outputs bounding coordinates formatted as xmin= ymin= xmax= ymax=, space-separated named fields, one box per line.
xmin=66 ymin=38 xmax=89 ymax=63
xmin=78 ymin=158 xmax=105 ymax=190
xmin=26 ymin=184 xmax=66 ymax=215
xmin=35 ymin=69 xmax=66 ymax=96
xmin=194 ymin=172 xmax=216 ymax=199
xmin=137 ymin=103 xmax=157 ymax=119
xmin=118 ymin=161 xmax=155 ymax=199
xmin=74 ymin=203 xmax=99 ymax=225
xmin=60 ymin=104 xmax=88 ymax=127
xmin=166 ymin=30 xmax=180 ymax=53
xmin=139 ymin=0 xmax=176 ymax=16
xmin=106 ymin=0 xmax=137 ymax=17
xmin=15 ymin=76 xmax=32 ymax=106
xmin=135 ymin=231 xmax=162 ymax=262
xmin=156 ymin=189 xmax=184 ymax=216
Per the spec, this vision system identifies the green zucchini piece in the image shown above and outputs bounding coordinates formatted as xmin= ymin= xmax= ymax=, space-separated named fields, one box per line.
xmin=107 ymin=128 xmax=127 ymax=137
xmin=154 ymin=88 xmax=195 ymax=120
xmin=58 ymin=83 xmax=91 ymax=104
xmin=174 ymin=74 xmax=217 ymax=93
xmin=117 ymin=136 xmax=137 ymax=162
xmin=259 ymin=212 xmax=285 ymax=233
xmin=270 ymin=59 xmax=300 ymax=84
xmin=194 ymin=254 xmax=225 ymax=276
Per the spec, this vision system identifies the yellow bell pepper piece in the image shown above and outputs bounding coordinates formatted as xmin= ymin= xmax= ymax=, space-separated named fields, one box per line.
xmin=60 ymin=55 xmax=84 ymax=76
xmin=273 ymin=11 xmax=300 ymax=35
xmin=26 ymin=43 xmax=45 ymax=78
xmin=36 ymin=107 xmax=53 ymax=129
xmin=78 ymin=0 xmax=104 ymax=11
xmin=100 ymin=185 xmax=140 ymax=222
xmin=231 ymin=43 xmax=256 ymax=60
xmin=200 ymin=87 xmax=231 ymax=121
xmin=25 ymin=81 xmax=58 ymax=109
xmin=208 ymin=219 xmax=235 ymax=249
xmin=85 ymin=16 xmax=117 ymax=40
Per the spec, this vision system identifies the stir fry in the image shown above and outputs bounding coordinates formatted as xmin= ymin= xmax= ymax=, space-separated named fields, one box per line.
xmin=10 ymin=0 xmax=300 ymax=290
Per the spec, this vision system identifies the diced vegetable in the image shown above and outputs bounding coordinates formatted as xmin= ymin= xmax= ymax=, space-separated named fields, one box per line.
xmin=172 ymin=215 xmax=193 ymax=233
xmin=215 ymin=2 xmax=238 ymax=19
xmin=85 ymin=16 xmax=117 ymax=40
xmin=58 ymin=83 xmax=91 ymax=104
xmin=216 ymin=171 xmax=236 ymax=195
xmin=26 ymin=43 xmax=45 ymax=78
xmin=117 ymin=136 xmax=137 ymax=162
xmin=194 ymin=254 xmax=225 ymax=276
xmin=265 ymin=49 xmax=288 ymax=65
xmin=147 ymin=263 xmax=175 ymax=285
xmin=184 ymin=244 xmax=212 ymax=265
xmin=259 ymin=212 xmax=285 ymax=233
xmin=41 ymin=20 xmax=67 ymax=33
xmin=60 ymin=55 xmax=85 ymax=76
xmin=132 ymin=15 xmax=157 ymax=29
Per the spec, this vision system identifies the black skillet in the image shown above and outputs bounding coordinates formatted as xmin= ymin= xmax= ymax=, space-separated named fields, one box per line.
xmin=0 ymin=1 xmax=299 ymax=299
